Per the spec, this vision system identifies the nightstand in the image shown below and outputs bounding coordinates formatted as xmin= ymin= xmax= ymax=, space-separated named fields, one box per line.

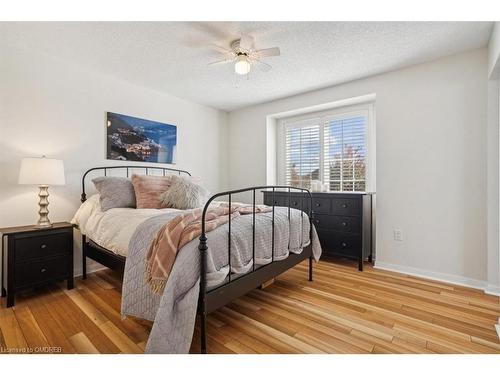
xmin=1 ymin=222 xmax=74 ymax=307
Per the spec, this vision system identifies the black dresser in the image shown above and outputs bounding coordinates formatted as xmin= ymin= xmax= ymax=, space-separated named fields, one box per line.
xmin=262 ymin=191 xmax=374 ymax=270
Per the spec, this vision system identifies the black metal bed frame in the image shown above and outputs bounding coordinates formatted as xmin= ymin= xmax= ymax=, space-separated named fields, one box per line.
xmin=79 ymin=166 xmax=314 ymax=354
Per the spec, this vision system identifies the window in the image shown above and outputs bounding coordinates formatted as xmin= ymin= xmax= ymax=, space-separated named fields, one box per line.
xmin=279 ymin=104 xmax=373 ymax=192
xmin=323 ymin=115 xmax=367 ymax=192
xmin=285 ymin=120 xmax=320 ymax=189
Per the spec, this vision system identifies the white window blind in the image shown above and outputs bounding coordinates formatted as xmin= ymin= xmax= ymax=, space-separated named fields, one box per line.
xmin=285 ymin=121 xmax=320 ymax=189
xmin=323 ymin=115 xmax=367 ymax=192
xmin=281 ymin=106 xmax=370 ymax=192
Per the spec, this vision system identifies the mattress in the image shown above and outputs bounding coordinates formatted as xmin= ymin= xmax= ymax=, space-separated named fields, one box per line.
xmin=71 ymin=194 xmax=181 ymax=257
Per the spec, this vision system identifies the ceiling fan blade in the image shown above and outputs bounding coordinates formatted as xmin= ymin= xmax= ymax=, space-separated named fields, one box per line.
xmin=209 ymin=43 xmax=233 ymax=55
xmin=239 ymin=33 xmax=254 ymax=51
xmin=253 ymin=59 xmax=272 ymax=72
xmin=208 ymin=59 xmax=233 ymax=66
xmin=255 ymin=47 xmax=281 ymax=58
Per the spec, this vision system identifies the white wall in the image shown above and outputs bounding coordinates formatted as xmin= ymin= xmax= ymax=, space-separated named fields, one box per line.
xmin=488 ymin=22 xmax=500 ymax=78
xmin=486 ymin=22 xmax=500 ymax=295
xmin=228 ymin=48 xmax=489 ymax=286
xmin=486 ymin=79 xmax=499 ymax=294
xmin=0 ymin=43 xmax=228 ymax=274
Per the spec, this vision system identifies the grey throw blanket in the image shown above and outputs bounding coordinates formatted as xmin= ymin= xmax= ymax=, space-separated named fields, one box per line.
xmin=121 ymin=207 xmax=321 ymax=353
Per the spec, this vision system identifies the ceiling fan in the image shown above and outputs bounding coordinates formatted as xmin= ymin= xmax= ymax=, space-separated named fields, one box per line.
xmin=208 ymin=33 xmax=280 ymax=76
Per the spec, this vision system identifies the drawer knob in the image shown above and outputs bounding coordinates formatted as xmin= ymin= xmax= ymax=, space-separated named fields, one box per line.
xmin=342 ymin=222 xmax=347 ymax=227
xmin=293 ymin=201 xmax=298 ymax=206
xmin=274 ymin=201 xmax=278 ymax=204
xmin=315 ymin=219 xmax=320 ymax=224
xmin=41 ymin=244 xmax=47 ymax=249
xmin=40 ymin=268 xmax=47 ymax=273
xmin=341 ymin=242 xmax=347 ymax=247
xmin=315 ymin=203 xmax=320 ymax=207
xmin=342 ymin=204 xmax=347 ymax=208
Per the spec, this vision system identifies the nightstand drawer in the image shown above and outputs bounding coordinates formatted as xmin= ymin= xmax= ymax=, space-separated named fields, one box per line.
xmin=312 ymin=214 xmax=361 ymax=233
xmin=15 ymin=256 xmax=68 ymax=287
xmin=15 ymin=233 xmax=70 ymax=262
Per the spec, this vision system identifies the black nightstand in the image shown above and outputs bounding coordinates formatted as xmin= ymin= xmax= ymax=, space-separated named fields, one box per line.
xmin=1 ymin=222 xmax=74 ymax=307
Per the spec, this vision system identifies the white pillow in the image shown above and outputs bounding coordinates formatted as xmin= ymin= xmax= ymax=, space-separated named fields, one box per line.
xmin=159 ymin=175 xmax=209 ymax=210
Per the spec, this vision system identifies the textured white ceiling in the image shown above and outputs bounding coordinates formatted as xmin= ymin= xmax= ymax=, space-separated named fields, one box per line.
xmin=1 ymin=22 xmax=493 ymax=111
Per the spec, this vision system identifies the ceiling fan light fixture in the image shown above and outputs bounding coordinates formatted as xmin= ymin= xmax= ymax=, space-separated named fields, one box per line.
xmin=234 ymin=54 xmax=251 ymax=75
xmin=208 ymin=34 xmax=280 ymax=78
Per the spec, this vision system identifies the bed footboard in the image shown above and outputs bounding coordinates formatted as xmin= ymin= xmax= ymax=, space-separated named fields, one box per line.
xmin=197 ymin=186 xmax=314 ymax=354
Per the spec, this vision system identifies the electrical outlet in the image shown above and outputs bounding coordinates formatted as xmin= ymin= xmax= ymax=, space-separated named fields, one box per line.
xmin=393 ymin=229 xmax=403 ymax=241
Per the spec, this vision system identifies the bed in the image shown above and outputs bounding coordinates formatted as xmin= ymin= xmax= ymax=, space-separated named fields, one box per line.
xmin=74 ymin=166 xmax=321 ymax=353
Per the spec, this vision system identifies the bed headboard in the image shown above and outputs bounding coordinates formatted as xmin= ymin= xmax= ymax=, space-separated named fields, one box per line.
xmin=81 ymin=165 xmax=191 ymax=203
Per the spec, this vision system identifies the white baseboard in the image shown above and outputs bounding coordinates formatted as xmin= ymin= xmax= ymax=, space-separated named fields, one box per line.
xmin=73 ymin=265 xmax=108 ymax=278
xmin=485 ymin=284 xmax=500 ymax=297
xmin=374 ymin=261 xmax=489 ymax=291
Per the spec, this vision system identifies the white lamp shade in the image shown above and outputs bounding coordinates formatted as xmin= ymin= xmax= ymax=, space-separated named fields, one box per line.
xmin=18 ymin=157 xmax=66 ymax=186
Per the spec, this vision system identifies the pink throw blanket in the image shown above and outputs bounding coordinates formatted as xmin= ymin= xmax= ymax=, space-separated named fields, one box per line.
xmin=145 ymin=203 xmax=271 ymax=294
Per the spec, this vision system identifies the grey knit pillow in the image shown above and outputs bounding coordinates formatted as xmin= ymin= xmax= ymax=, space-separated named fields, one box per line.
xmin=159 ymin=175 xmax=209 ymax=210
xmin=92 ymin=176 xmax=136 ymax=211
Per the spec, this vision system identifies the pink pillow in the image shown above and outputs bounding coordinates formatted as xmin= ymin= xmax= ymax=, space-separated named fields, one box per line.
xmin=131 ymin=174 xmax=173 ymax=209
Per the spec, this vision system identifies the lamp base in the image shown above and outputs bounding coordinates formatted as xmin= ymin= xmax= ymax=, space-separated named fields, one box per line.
xmin=36 ymin=222 xmax=53 ymax=229
xmin=37 ymin=185 xmax=52 ymax=228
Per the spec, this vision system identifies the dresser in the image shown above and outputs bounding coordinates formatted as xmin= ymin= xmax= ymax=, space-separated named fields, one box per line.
xmin=262 ymin=191 xmax=374 ymax=270
xmin=1 ymin=222 xmax=74 ymax=307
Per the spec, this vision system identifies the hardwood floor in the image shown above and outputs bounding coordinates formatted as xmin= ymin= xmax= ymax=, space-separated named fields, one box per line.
xmin=1 ymin=259 xmax=499 ymax=354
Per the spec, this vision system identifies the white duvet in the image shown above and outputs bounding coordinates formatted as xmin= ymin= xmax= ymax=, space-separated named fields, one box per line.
xmin=71 ymin=194 xmax=181 ymax=256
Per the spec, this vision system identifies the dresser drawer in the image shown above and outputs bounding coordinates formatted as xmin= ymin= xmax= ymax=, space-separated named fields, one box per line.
xmin=15 ymin=256 xmax=69 ymax=287
xmin=289 ymin=195 xmax=310 ymax=212
xmin=313 ymin=214 xmax=361 ymax=233
xmin=264 ymin=194 xmax=288 ymax=207
xmin=263 ymin=193 xmax=311 ymax=212
xmin=331 ymin=198 xmax=360 ymax=216
xmin=15 ymin=233 xmax=70 ymax=262
xmin=317 ymin=230 xmax=361 ymax=257
xmin=312 ymin=197 xmax=331 ymax=213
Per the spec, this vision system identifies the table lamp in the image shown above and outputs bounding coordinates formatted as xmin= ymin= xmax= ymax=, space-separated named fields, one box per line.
xmin=18 ymin=156 xmax=66 ymax=227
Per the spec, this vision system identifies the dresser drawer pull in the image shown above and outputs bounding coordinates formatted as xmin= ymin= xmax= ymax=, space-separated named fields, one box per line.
xmin=292 ymin=201 xmax=298 ymax=206
xmin=315 ymin=203 xmax=321 ymax=207
xmin=341 ymin=204 xmax=348 ymax=208
xmin=274 ymin=201 xmax=278 ymax=205
xmin=315 ymin=219 xmax=320 ymax=224
xmin=40 ymin=244 xmax=47 ymax=249
xmin=40 ymin=268 xmax=47 ymax=273
xmin=341 ymin=242 xmax=348 ymax=247
xmin=341 ymin=222 xmax=347 ymax=227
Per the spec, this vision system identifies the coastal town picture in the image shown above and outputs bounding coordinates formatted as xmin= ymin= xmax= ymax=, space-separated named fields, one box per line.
xmin=106 ymin=112 xmax=177 ymax=164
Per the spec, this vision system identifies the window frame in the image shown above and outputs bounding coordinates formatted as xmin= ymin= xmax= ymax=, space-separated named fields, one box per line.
xmin=277 ymin=102 xmax=375 ymax=192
